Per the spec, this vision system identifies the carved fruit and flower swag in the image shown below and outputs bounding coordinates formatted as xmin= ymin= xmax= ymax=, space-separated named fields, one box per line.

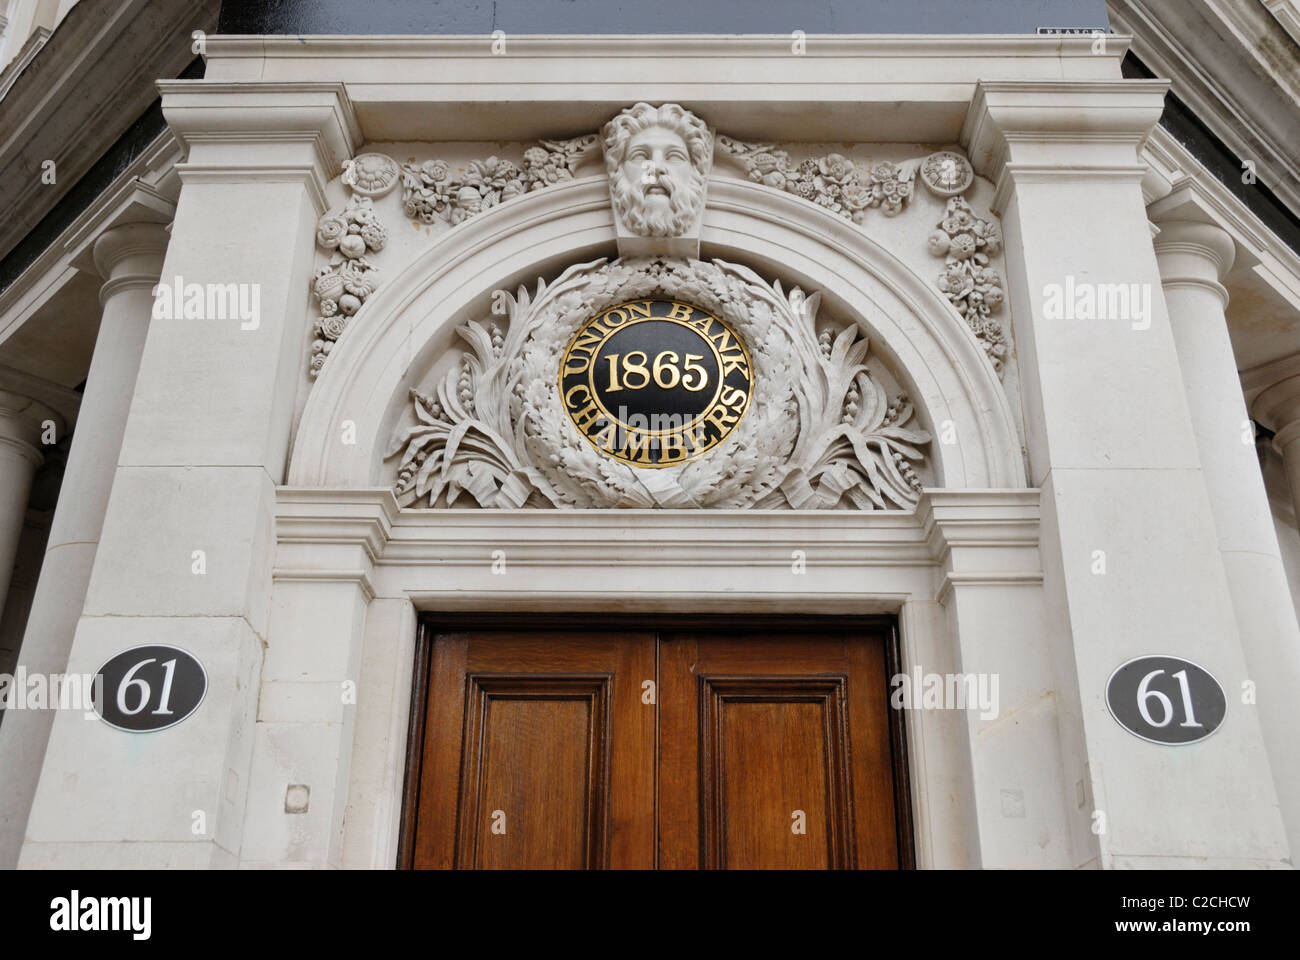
xmin=719 ymin=136 xmax=916 ymax=220
xmin=311 ymin=133 xmax=1007 ymax=390
xmin=385 ymin=258 xmax=930 ymax=510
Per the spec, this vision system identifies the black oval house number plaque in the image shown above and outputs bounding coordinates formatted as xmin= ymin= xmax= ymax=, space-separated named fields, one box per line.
xmin=93 ymin=645 xmax=208 ymax=732
xmin=559 ymin=299 xmax=753 ymax=467
xmin=1105 ymin=655 xmax=1226 ymax=745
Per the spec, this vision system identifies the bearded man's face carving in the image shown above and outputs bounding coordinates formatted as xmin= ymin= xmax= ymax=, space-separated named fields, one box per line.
xmin=604 ymin=104 xmax=711 ymax=238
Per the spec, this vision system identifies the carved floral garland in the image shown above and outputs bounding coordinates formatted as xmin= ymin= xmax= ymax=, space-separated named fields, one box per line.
xmin=927 ymin=196 xmax=1007 ymax=376
xmin=400 ymin=135 xmax=598 ymax=227
xmin=718 ymin=136 xmax=916 ymax=220
xmin=311 ymin=135 xmax=1010 ymax=387
xmin=310 ymin=192 xmax=387 ymax=378
xmin=385 ymin=257 xmax=930 ymax=510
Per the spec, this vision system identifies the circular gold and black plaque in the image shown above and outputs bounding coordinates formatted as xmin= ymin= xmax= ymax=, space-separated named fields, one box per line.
xmin=559 ymin=299 xmax=753 ymax=467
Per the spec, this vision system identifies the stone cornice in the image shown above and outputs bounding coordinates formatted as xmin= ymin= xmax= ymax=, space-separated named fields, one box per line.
xmin=274 ymin=487 xmax=1042 ymax=573
xmin=961 ymin=79 xmax=1169 ymax=189
xmin=203 ymin=34 xmax=1133 ymax=60
xmin=273 ymin=489 xmax=1045 ymax=615
xmin=1109 ymin=0 xmax=1300 ymax=215
xmin=274 ymin=487 xmax=399 ymax=566
xmin=0 ymin=131 xmax=180 ymax=348
xmin=200 ymin=34 xmax=1132 ymax=145
xmin=1142 ymin=126 xmax=1300 ymax=310
xmin=1264 ymin=0 xmax=1300 ymax=45
xmin=158 ymin=80 xmax=361 ymax=210
xmin=0 ymin=0 xmax=217 ymax=265
xmin=915 ymin=488 xmax=1043 ymax=605
xmin=0 ymin=27 xmax=49 ymax=101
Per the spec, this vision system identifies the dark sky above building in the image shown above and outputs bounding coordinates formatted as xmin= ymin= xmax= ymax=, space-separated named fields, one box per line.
xmin=217 ymin=0 xmax=1112 ymax=35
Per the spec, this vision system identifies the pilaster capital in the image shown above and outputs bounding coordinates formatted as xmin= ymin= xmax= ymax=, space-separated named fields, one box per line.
xmin=1244 ymin=352 xmax=1300 ymax=447
xmin=1149 ymin=182 xmax=1243 ymax=272
xmin=915 ymin=489 xmax=1043 ymax=604
xmin=0 ymin=366 xmax=81 ymax=466
xmin=1151 ymin=216 xmax=1236 ymax=309
xmin=960 ymin=79 xmax=1168 ymax=212
xmin=63 ymin=171 xmax=177 ymax=278
xmin=91 ymin=222 xmax=170 ymax=303
xmin=158 ymin=80 xmax=362 ymax=215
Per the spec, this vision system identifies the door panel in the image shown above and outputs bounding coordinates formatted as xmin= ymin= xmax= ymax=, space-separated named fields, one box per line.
xmin=406 ymin=621 xmax=906 ymax=870
xmin=659 ymin=632 xmax=900 ymax=869
xmin=463 ymin=676 xmax=609 ymax=869
xmin=408 ymin=631 xmax=656 ymax=869
xmin=705 ymin=678 xmax=850 ymax=869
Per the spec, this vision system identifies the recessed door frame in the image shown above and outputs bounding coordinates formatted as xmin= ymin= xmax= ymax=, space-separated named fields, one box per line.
xmin=396 ymin=612 xmax=914 ymax=869
xmin=273 ymin=489 xmax=1048 ymax=869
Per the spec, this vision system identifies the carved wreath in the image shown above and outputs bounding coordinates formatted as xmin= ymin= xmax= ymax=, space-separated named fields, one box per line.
xmin=385 ymin=258 xmax=930 ymax=509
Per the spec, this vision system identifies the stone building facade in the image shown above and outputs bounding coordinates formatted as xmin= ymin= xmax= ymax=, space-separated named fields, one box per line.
xmin=0 ymin=0 xmax=1298 ymax=869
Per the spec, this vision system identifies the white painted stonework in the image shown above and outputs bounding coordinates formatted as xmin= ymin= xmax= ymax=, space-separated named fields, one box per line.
xmin=2 ymin=33 xmax=1298 ymax=871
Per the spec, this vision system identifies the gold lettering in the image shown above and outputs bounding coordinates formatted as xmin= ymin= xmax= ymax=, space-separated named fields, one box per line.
xmin=563 ymin=384 xmax=592 ymax=410
xmin=720 ymin=356 xmax=749 ymax=379
xmin=707 ymin=327 xmax=738 ymax=355
xmin=621 ymin=430 xmax=656 ymax=464
xmin=571 ymin=402 xmax=604 ymax=432
xmin=602 ymin=307 xmax=629 ymax=327
xmin=659 ymin=433 xmax=689 ymax=463
xmin=624 ymin=300 xmax=653 ymax=320
xmin=562 ymin=324 xmax=608 ymax=376
xmin=664 ymin=301 xmax=694 ymax=321
xmin=719 ymin=386 xmax=748 ymax=409
xmin=589 ymin=420 xmax=618 ymax=451
xmin=705 ymin=405 xmax=740 ymax=435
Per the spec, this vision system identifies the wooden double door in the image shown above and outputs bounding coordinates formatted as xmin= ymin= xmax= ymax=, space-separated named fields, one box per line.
xmin=402 ymin=617 xmax=910 ymax=869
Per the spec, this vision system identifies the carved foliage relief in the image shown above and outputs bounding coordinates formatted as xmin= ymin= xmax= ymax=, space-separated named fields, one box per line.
xmin=302 ymin=106 xmax=1026 ymax=509
xmin=310 ymin=153 xmax=397 ymax=378
xmin=309 ymin=109 xmax=1009 ymax=387
xmin=927 ymin=197 xmax=1007 ymax=374
xmin=718 ymin=136 xmax=917 ymax=220
xmin=400 ymin=136 xmax=598 ymax=227
xmin=384 ymin=257 xmax=930 ymax=510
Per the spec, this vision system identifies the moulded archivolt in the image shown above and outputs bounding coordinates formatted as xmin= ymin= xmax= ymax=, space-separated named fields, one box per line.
xmin=384 ymin=256 xmax=930 ymax=510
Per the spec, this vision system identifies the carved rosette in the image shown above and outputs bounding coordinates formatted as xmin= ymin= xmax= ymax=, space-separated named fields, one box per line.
xmin=718 ymin=137 xmax=916 ymax=220
xmin=385 ymin=257 xmax=930 ymax=510
xmin=927 ymin=196 xmax=1007 ymax=376
xmin=400 ymin=135 xmax=598 ymax=227
xmin=342 ymin=152 xmax=401 ymax=197
xmin=919 ymin=151 xmax=974 ymax=197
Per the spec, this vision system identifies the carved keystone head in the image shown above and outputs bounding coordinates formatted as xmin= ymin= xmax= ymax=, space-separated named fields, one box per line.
xmin=602 ymin=103 xmax=713 ymax=256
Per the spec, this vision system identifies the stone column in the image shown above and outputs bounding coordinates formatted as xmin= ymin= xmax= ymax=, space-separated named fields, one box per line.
xmin=1150 ymin=209 xmax=1300 ymax=854
xmin=963 ymin=79 xmax=1290 ymax=867
xmin=18 ymin=82 xmax=358 ymax=869
xmin=1249 ymin=359 xmax=1300 ymax=528
xmin=0 ymin=222 xmax=165 ymax=869
xmin=0 ymin=391 xmax=56 ymax=622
